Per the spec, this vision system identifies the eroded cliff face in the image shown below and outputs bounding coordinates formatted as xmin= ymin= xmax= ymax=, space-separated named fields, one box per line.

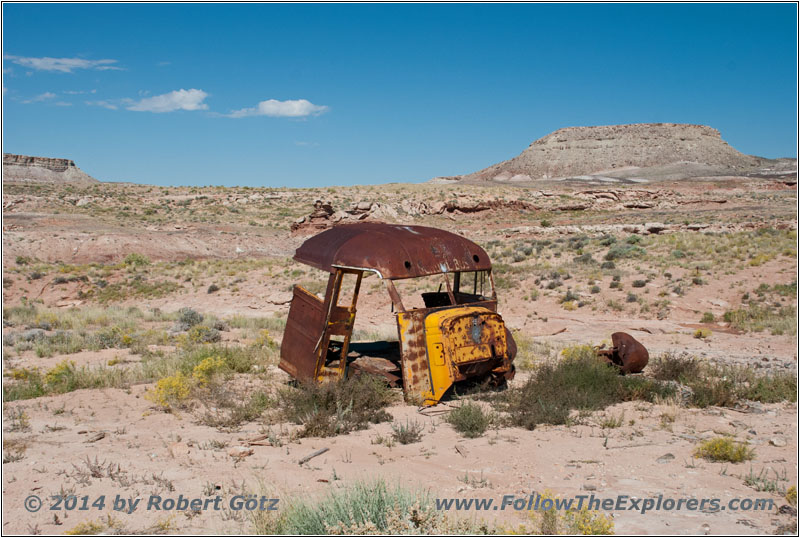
xmin=460 ymin=123 xmax=767 ymax=182
xmin=3 ymin=153 xmax=99 ymax=183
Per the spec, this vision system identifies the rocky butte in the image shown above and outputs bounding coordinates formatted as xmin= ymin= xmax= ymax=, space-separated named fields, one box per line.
xmin=453 ymin=123 xmax=790 ymax=183
xmin=3 ymin=153 xmax=99 ymax=184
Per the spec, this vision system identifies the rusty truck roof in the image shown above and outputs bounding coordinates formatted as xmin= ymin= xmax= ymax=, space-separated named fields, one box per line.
xmin=293 ymin=223 xmax=492 ymax=279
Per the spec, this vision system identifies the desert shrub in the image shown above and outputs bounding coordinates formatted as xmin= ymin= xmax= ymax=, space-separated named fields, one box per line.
xmin=787 ymin=486 xmax=797 ymax=506
xmin=447 ymin=401 xmax=491 ymax=438
xmin=649 ymin=354 xmax=701 ymax=382
xmin=632 ymin=280 xmax=646 ymax=288
xmin=694 ymin=437 xmax=754 ymax=463
xmin=723 ymin=304 xmax=797 ymax=335
xmin=693 ymin=328 xmax=712 ymax=339
xmin=191 ymin=356 xmax=228 ymax=385
xmin=648 ymin=354 xmax=796 ymax=407
xmin=626 ymin=293 xmax=638 ymax=303
xmin=277 ymin=375 xmax=393 ymax=438
xmin=227 ymin=314 xmax=286 ymax=333
xmin=590 ymin=285 xmax=601 ymax=294
xmin=561 ymin=345 xmax=595 ymax=362
xmin=256 ymin=479 xmax=495 ymax=535
xmin=604 ymin=245 xmax=646 ymax=261
xmin=501 ymin=354 xmax=673 ymax=429
xmin=573 ymin=253 xmax=594 ymax=264
xmin=207 ymin=284 xmax=220 ymax=294
xmin=391 ymin=419 xmax=424 ymax=444
xmin=145 ymin=373 xmax=193 ymax=410
xmin=700 ymin=312 xmax=715 ymax=323
xmin=600 ymin=261 xmax=615 ymax=269
xmin=626 ymin=234 xmax=642 ymax=244
xmin=527 ymin=491 xmax=614 ymax=535
xmin=123 ymin=253 xmax=150 ymax=267
xmin=198 ymin=388 xmax=271 ymax=431
xmin=187 ymin=325 xmax=221 ymax=344
xmin=178 ymin=307 xmax=203 ymax=327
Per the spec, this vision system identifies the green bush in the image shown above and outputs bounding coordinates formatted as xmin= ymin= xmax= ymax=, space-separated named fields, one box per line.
xmin=277 ymin=375 xmax=393 ymax=438
xmin=447 ymin=401 xmax=491 ymax=438
xmin=501 ymin=355 xmax=673 ymax=430
xmin=604 ymin=245 xmax=646 ymax=261
xmin=123 ymin=253 xmax=151 ymax=267
xmin=700 ymin=312 xmax=715 ymax=323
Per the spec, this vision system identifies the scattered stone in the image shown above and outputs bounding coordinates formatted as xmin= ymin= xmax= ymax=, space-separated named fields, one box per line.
xmin=769 ymin=437 xmax=787 ymax=447
xmin=228 ymin=446 xmax=254 ymax=459
xmin=656 ymin=453 xmax=675 ymax=464
xmin=85 ymin=432 xmax=106 ymax=443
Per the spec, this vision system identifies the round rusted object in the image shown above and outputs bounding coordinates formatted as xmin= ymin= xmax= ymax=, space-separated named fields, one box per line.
xmin=611 ymin=332 xmax=649 ymax=374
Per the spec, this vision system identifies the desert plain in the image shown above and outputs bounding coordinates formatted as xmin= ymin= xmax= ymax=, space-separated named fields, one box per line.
xmin=2 ymin=141 xmax=798 ymax=535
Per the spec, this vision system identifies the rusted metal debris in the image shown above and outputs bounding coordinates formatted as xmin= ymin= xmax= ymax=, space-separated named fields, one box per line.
xmin=279 ymin=223 xmax=516 ymax=406
xmin=595 ymin=332 xmax=649 ymax=374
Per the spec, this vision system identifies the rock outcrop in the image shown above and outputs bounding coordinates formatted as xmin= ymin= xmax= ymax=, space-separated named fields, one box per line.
xmin=457 ymin=123 xmax=770 ymax=182
xmin=3 ymin=153 xmax=99 ymax=184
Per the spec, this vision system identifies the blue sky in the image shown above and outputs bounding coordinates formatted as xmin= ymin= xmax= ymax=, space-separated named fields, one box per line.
xmin=2 ymin=3 xmax=797 ymax=187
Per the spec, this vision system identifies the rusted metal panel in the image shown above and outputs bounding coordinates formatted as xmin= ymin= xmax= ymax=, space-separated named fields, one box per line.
xmin=278 ymin=286 xmax=326 ymax=380
xmin=293 ymin=223 xmax=491 ymax=279
xmin=396 ymin=309 xmax=434 ymax=404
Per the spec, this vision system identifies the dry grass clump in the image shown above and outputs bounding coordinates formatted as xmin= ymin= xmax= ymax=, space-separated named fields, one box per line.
xmin=277 ymin=375 xmax=394 ymax=438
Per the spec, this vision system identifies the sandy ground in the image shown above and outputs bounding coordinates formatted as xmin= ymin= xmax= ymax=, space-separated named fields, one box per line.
xmin=2 ymin=177 xmax=797 ymax=534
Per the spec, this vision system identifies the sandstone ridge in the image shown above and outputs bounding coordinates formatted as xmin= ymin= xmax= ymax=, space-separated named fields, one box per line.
xmin=458 ymin=123 xmax=778 ymax=182
xmin=3 ymin=153 xmax=99 ymax=184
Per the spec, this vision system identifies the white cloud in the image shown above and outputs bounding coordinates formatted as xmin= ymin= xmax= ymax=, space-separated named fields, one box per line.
xmin=4 ymin=55 xmax=121 ymax=73
xmin=86 ymin=100 xmax=118 ymax=110
xmin=21 ymin=92 xmax=56 ymax=104
xmin=227 ymin=98 xmax=328 ymax=118
xmin=125 ymin=89 xmax=209 ymax=113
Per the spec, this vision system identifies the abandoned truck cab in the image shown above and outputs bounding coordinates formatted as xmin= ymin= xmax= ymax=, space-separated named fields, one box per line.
xmin=278 ymin=223 xmax=516 ymax=406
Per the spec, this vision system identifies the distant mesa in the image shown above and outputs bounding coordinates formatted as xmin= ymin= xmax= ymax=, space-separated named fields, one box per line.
xmin=3 ymin=153 xmax=99 ymax=184
xmin=453 ymin=123 xmax=795 ymax=183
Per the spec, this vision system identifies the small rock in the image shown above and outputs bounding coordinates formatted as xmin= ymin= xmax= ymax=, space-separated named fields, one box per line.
xmin=85 ymin=432 xmax=106 ymax=443
xmin=656 ymin=453 xmax=675 ymax=464
xmin=228 ymin=446 xmax=254 ymax=459
xmin=645 ymin=222 xmax=668 ymax=234
xmin=769 ymin=437 xmax=787 ymax=447
xmin=582 ymin=483 xmax=597 ymax=491
xmin=778 ymin=504 xmax=797 ymax=516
